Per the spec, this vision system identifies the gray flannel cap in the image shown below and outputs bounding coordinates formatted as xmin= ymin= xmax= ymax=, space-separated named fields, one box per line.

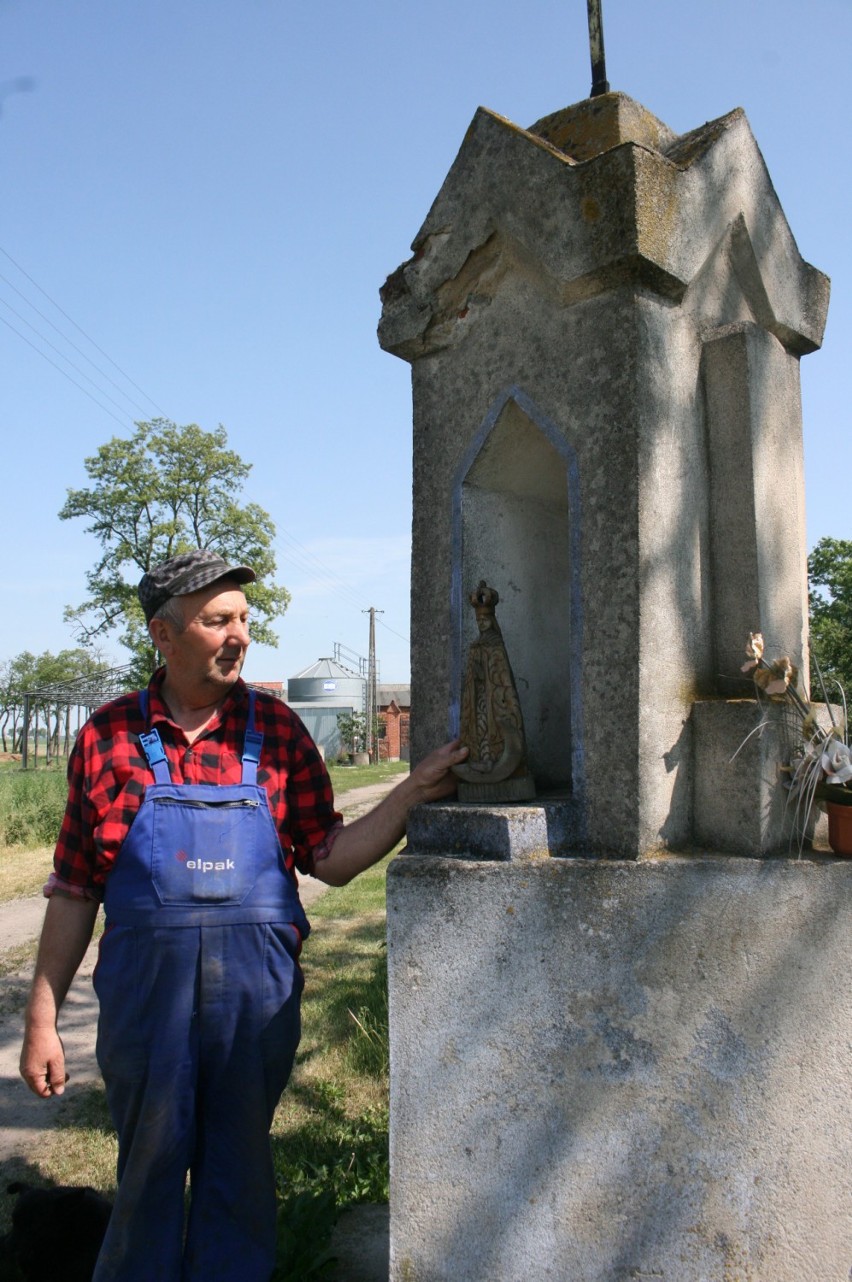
xmin=138 ymin=549 xmax=256 ymax=623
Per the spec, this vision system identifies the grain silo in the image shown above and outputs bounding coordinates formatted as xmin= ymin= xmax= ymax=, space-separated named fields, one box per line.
xmin=287 ymin=656 xmax=366 ymax=760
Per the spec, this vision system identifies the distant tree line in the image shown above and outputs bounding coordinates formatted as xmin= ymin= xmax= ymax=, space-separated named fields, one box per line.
xmin=0 ymin=648 xmax=111 ymax=758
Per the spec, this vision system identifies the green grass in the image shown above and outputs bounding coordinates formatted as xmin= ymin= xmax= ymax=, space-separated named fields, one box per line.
xmin=327 ymin=759 xmax=408 ymax=793
xmin=0 ymin=753 xmax=69 ymax=772
xmin=0 ymin=939 xmax=38 ymax=987
xmin=0 ymin=769 xmax=67 ymax=851
xmin=268 ymin=857 xmax=392 ymax=1277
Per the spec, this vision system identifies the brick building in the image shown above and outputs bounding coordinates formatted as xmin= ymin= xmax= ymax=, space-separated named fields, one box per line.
xmin=378 ymin=684 xmax=410 ymax=762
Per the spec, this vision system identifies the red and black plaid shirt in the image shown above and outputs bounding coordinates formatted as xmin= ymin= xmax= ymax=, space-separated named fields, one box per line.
xmin=48 ymin=670 xmax=342 ymax=902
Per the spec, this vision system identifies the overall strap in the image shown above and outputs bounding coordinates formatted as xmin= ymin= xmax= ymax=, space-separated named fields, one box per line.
xmin=242 ymin=689 xmax=263 ymax=785
xmin=137 ymin=690 xmax=172 ymax=784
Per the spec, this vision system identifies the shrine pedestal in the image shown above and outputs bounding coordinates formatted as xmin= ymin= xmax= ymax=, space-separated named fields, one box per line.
xmin=387 ymin=844 xmax=852 ymax=1281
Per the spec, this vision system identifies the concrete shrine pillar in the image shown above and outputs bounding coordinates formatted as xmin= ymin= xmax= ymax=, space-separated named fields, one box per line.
xmin=380 ymin=92 xmax=827 ymax=859
xmin=379 ymin=94 xmax=848 ymax=1281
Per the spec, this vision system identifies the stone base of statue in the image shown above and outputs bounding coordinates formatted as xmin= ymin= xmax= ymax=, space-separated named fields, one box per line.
xmin=457 ymin=773 xmax=536 ymax=803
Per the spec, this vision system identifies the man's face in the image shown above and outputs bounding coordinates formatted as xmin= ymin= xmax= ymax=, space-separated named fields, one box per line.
xmin=152 ymin=581 xmax=251 ymax=699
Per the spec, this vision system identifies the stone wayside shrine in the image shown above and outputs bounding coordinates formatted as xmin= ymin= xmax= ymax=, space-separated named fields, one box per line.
xmin=377 ymin=82 xmax=851 ymax=1282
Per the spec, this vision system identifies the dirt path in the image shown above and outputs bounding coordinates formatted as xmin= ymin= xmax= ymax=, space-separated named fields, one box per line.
xmin=0 ymin=772 xmax=408 ymax=1165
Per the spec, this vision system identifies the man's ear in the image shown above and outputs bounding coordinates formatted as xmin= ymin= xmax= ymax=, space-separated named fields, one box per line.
xmin=148 ymin=617 xmax=173 ymax=655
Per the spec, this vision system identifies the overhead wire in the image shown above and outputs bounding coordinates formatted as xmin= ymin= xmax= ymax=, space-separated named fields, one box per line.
xmin=275 ymin=530 xmax=375 ymax=614
xmin=0 ymin=266 xmax=153 ymax=417
xmin=0 ymin=291 xmax=141 ymax=421
xmin=274 ymin=528 xmax=410 ymax=644
xmin=0 ymin=246 xmax=411 ymax=651
xmin=0 ymin=312 xmax=131 ymax=429
xmin=0 ymin=244 xmax=165 ymax=415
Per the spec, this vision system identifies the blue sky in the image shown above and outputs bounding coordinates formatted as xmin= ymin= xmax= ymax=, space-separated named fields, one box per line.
xmin=1 ymin=0 xmax=849 ymax=684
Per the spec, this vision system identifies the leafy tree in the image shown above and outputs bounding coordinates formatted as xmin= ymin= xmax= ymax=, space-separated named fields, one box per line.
xmin=0 ymin=648 xmax=111 ymax=755
xmin=809 ymin=537 xmax=852 ymax=699
xmin=335 ymin=711 xmax=384 ymax=759
xmin=0 ymin=653 xmax=36 ymax=752
xmin=59 ymin=419 xmax=290 ymax=679
xmin=337 ymin=710 xmax=368 ymax=755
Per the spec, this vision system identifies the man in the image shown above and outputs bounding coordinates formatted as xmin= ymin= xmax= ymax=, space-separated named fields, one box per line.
xmin=20 ymin=548 xmax=466 ymax=1282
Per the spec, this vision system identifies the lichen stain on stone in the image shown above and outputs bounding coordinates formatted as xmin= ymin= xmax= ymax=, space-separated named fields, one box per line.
xmin=665 ymin=108 xmax=744 ymax=170
xmin=517 ymin=845 xmax=551 ymax=862
xmin=581 ymin=196 xmax=601 ymax=223
xmin=477 ymin=105 xmax=577 ymax=167
xmin=635 ymin=161 xmax=681 ymax=267
xmin=679 ymin=678 xmax=712 ymax=704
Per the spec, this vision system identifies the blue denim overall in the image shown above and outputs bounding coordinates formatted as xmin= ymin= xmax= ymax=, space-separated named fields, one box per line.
xmin=93 ymin=691 xmax=309 ymax=1282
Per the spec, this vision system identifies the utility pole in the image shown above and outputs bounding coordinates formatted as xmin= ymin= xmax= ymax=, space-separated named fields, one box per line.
xmin=363 ymin=606 xmax=383 ymax=761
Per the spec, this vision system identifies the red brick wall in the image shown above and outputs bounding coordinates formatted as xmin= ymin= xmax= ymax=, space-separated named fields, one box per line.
xmin=378 ymin=703 xmax=410 ymax=762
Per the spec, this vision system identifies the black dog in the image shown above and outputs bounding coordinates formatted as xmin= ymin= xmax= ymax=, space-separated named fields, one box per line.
xmin=0 ymin=1182 xmax=111 ymax=1282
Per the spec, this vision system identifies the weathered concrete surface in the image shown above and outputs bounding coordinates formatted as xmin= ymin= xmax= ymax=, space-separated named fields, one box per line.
xmin=378 ymin=88 xmax=837 ymax=1282
xmin=407 ymin=798 xmax=579 ymax=860
xmin=691 ymin=698 xmax=817 ymax=856
xmin=387 ymin=854 xmax=852 ymax=1281
xmin=379 ymin=92 xmax=829 ymax=860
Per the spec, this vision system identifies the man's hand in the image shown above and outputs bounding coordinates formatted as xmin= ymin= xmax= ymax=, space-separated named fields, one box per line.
xmin=20 ymin=1027 xmax=69 ymax=1098
xmin=409 ymin=739 xmax=469 ymax=804
xmin=19 ymin=893 xmax=98 ymax=1099
xmin=314 ymin=740 xmax=470 ymax=886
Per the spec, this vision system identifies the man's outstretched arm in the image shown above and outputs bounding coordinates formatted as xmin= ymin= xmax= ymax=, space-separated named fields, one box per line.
xmin=313 ymin=740 xmax=468 ymax=887
xmin=20 ymin=893 xmax=99 ymax=1098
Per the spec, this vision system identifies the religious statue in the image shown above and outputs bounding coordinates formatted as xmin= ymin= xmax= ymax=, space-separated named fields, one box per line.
xmin=452 ymin=581 xmax=535 ymax=802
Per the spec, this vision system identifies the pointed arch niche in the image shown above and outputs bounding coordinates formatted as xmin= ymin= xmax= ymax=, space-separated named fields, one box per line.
xmin=452 ymin=389 xmax=583 ymax=793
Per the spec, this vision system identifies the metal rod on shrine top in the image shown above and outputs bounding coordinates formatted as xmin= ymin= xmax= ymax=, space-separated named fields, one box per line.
xmin=587 ymin=0 xmax=610 ymax=97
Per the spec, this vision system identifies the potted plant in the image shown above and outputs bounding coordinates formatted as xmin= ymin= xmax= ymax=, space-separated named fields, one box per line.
xmin=741 ymin=632 xmax=852 ymax=855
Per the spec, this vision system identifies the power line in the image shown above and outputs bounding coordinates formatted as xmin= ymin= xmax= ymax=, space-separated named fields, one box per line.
xmin=0 ymin=244 xmax=165 ymax=414
xmin=275 ymin=530 xmax=378 ymax=615
xmin=0 ymin=266 xmax=154 ymax=417
xmin=0 ymin=249 xmax=412 ymax=649
xmin=375 ymin=616 xmax=410 ymax=645
xmin=0 ymin=312 xmax=131 ymax=429
xmin=0 ymin=291 xmax=141 ymax=421
xmin=274 ymin=529 xmax=410 ymax=644
xmin=275 ymin=550 xmax=368 ymax=616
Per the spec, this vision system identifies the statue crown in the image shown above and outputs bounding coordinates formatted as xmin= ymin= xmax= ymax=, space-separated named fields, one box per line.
xmin=470 ymin=581 xmax=499 ymax=612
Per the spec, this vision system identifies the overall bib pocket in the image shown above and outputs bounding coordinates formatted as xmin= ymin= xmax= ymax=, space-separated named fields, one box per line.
xmin=150 ymin=791 xmax=260 ymax=905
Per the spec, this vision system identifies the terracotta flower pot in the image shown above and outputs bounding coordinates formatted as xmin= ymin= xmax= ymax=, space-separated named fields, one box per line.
xmin=826 ymin=801 xmax=852 ymax=857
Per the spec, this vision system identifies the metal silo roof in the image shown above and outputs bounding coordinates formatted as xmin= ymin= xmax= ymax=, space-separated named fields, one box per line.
xmin=289 ymin=657 xmax=358 ymax=681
